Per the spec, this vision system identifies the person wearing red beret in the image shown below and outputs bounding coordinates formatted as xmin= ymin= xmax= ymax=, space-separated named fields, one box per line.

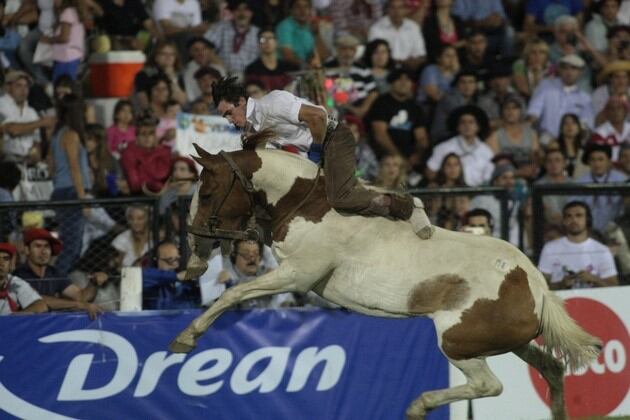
xmin=0 ymin=243 xmax=48 ymax=315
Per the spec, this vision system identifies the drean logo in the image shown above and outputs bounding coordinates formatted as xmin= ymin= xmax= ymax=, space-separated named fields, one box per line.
xmin=38 ymin=330 xmax=346 ymax=401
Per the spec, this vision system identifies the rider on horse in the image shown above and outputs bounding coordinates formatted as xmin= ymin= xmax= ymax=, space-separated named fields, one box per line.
xmin=212 ymin=76 xmax=434 ymax=239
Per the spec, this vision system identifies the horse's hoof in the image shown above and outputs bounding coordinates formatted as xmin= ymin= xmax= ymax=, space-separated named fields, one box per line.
xmin=417 ymin=225 xmax=435 ymax=240
xmin=169 ymin=334 xmax=197 ymax=353
xmin=406 ymin=403 xmax=426 ymax=420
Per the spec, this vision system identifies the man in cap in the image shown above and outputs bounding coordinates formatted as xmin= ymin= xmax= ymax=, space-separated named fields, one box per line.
xmin=527 ymin=54 xmax=594 ymax=142
xmin=324 ymin=34 xmax=378 ymax=118
xmin=0 ymin=71 xmax=56 ymax=163
xmin=592 ymin=60 xmax=630 ymax=118
xmin=0 ymin=242 xmax=47 ymax=315
xmin=13 ymin=228 xmax=102 ymax=318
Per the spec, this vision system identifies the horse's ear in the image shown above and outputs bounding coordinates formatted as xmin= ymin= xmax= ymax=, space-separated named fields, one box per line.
xmin=191 ymin=155 xmax=208 ymax=168
xmin=193 ymin=143 xmax=213 ymax=160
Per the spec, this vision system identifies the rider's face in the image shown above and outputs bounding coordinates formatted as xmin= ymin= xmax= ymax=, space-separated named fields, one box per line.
xmin=218 ymin=98 xmax=248 ymax=129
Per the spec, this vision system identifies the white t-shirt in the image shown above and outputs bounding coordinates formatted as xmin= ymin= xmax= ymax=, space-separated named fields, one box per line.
xmin=426 ymin=135 xmax=495 ymax=186
xmin=538 ymin=237 xmax=617 ymax=287
xmin=0 ymin=275 xmax=42 ymax=315
xmin=246 ymin=90 xmax=326 ymax=156
xmin=368 ymin=17 xmax=426 ymax=61
xmin=153 ymin=0 xmax=201 ymax=29
xmin=38 ymin=0 xmax=56 ymax=35
xmin=0 ymin=94 xmax=41 ymax=160
xmin=112 ymin=230 xmax=150 ymax=267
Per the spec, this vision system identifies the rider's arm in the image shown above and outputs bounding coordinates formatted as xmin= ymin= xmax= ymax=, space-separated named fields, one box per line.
xmin=298 ymin=104 xmax=327 ymax=145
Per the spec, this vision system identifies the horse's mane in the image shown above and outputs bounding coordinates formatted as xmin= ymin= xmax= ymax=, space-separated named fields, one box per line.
xmin=241 ymin=128 xmax=277 ymax=150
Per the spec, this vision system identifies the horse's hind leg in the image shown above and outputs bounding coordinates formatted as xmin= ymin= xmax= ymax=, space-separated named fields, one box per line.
xmin=513 ymin=344 xmax=567 ymax=420
xmin=406 ymin=357 xmax=502 ymax=420
xmin=169 ymin=264 xmax=300 ymax=353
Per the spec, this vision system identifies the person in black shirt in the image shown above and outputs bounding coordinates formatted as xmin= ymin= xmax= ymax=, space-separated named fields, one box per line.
xmin=96 ymin=0 xmax=157 ymax=50
xmin=244 ymin=28 xmax=298 ymax=91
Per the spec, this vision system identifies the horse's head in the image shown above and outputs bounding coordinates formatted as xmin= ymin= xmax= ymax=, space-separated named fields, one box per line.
xmin=185 ymin=144 xmax=260 ymax=278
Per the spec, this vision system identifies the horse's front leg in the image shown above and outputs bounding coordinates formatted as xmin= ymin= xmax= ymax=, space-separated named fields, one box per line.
xmin=169 ymin=263 xmax=303 ymax=353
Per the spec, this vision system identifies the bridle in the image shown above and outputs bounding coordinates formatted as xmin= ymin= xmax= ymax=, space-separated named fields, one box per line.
xmin=187 ymin=151 xmax=260 ymax=243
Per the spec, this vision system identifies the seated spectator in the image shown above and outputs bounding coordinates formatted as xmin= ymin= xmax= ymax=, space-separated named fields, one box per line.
xmin=324 ymin=34 xmax=378 ymax=118
xmin=361 ymin=38 xmax=394 ymax=94
xmin=547 ymin=113 xmax=590 ymax=178
xmin=329 ymin=0 xmax=382 ymax=42
xmin=426 ymin=105 xmax=494 ymax=187
xmin=527 ymin=54 xmax=594 ymax=143
xmin=205 ymin=0 xmax=260 ymax=76
xmin=245 ymin=80 xmax=267 ymax=99
xmin=0 ymin=242 xmax=47 ymax=315
xmin=142 ymin=241 xmax=199 ymax=309
xmin=144 ymin=74 xmax=177 ymax=119
xmin=40 ymin=0 xmax=85 ymax=81
xmin=417 ymin=45 xmax=460 ymax=106
xmin=425 ymin=153 xmax=470 ymax=230
xmin=535 ymin=149 xmax=573 ymax=225
xmin=538 ymin=201 xmax=619 ymax=290
xmin=106 ymin=99 xmax=136 ymax=160
xmin=0 ymin=71 xmax=55 ymax=164
xmin=605 ymin=25 xmax=630 ymax=62
xmin=478 ymin=62 xmax=518 ymax=129
xmin=486 ymin=94 xmax=540 ymax=179
xmin=457 ymin=30 xmax=493 ymax=88
xmin=189 ymin=98 xmax=213 ymax=115
xmin=13 ymin=228 xmax=101 ymax=318
xmin=276 ymin=0 xmax=329 ymax=68
xmin=86 ymin=124 xmax=125 ymax=198
xmin=121 ymin=114 xmax=173 ymax=194
xmin=591 ymin=96 xmax=630 ymax=162
xmin=452 ymin=0 xmax=513 ymax=56
xmin=575 ymin=143 xmax=627 ymax=232
xmin=112 ymin=205 xmax=152 ymax=267
xmin=244 ymin=28 xmax=298 ymax=92
xmin=156 ymin=100 xmax=181 ymax=148
xmin=96 ymin=0 xmax=156 ymax=51
xmin=524 ymin=0 xmax=584 ymax=41
xmin=512 ymin=38 xmax=554 ymax=99
xmin=134 ymin=41 xmax=187 ymax=110
xmin=159 ymin=157 xmax=199 ymax=214
xmin=153 ymin=0 xmax=208 ymax=56
xmin=585 ymin=0 xmax=622 ymax=53
xmin=592 ymin=60 xmax=630 ymax=123
xmin=69 ymin=243 xmax=122 ymax=311
xmin=422 ymin=0 xmax=464 ymax=60
xmin=365 ymin=68 xmax=428 ymax=170
xmin=430 ymin=70 xmax=479 ymax=143
xmin=374 ymin=155 xmax=408 ymax=190
xmin=460 ymin=208 xmax=494 ymax=236
xmin=183 ymin=37 xmax=225 ymax=102
xmin=368 ymin=0 xmax=426 ymax=72
xmin=188 ymin=65 xmax=221 ymax=114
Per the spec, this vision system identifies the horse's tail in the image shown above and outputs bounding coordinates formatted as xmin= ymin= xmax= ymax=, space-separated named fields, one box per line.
xmin=540 ymin=291 xmax=602 ymax=371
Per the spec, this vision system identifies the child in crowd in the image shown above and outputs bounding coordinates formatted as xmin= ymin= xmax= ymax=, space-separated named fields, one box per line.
xmin=106 ymin=100 xmax=136 ymax=160
xmin=156 ymin=100 xmax=181 ymax=149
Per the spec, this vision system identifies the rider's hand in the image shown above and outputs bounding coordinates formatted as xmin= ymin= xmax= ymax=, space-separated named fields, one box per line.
xmin=307 ymin=143 xmax=323 ymax=164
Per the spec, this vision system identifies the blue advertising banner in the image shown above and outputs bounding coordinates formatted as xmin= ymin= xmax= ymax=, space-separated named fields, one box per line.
xmin=0 ymin=310 xmax=449 ymax=420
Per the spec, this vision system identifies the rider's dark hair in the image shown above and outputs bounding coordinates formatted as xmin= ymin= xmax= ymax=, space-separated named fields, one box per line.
xmin=212 ymin=76 xmax=247 ymax=107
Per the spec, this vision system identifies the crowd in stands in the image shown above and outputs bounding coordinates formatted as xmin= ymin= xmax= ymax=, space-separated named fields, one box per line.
xmin=2 ymin=0 xmax=630 ymax=316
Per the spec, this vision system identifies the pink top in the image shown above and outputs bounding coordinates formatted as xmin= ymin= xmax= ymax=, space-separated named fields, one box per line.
xmin=107 ymin=125 xmax=136 ymax=158
xmin=156 ymin=117 xmax=177 ymax=148
xmin=52 ymin=8 xmax=85 ymax=62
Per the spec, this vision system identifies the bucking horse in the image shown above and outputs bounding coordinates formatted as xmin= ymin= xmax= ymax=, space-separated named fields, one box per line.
xmin=169 ymin=143 xmax=601 ymax=420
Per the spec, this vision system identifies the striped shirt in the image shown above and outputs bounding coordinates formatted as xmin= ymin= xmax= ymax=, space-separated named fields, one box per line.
xmin=323 ymin=59 xmax=377 ymax=105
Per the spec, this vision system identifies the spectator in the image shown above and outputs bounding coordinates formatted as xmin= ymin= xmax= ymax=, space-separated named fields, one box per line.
xmin=591 ymin=96 xmax=630 ymax=162
xmin=144 ymin=74 xmax=176 ymax=119
xmin=112 ymin=205 xmax=151 ymax=267
xmin=620 ymin=143 xmax=630 ymax=176
xmin=85 ymin=123 xmax=118 ymax=198
xmin=486 ymin=94 xmax=541 ymax=179
xmin=538 ymin=201 xmax=618 ymax=290
xmin=361 ymin=38 xmax=394 ymax=94
xmin=96 ymin=0 xmax=156 ymax=50
xmin=605 ymin=24 xmax=630 ymax=61
xmin=585 ymin=0 xmax=622 ymax=53
xmin=0 ymin=242 xmax=47 ymax=314
xmin=430 ymin=70 xmax=478 ymax=143
xmin=547 ymin=113 xmax=590 ymax=178
xmin=276 ymin=0 xmax=329 ymax=68
xmin=524 ymin=0 xmax=584 ymax=40
xmin=535 ymin=149 xmax=573 ymax=225
xmin=460 ymin=208 xmax=493 ymax=236
xmin=575 ymin=143 xmax=627 ymax=232
xmin=69 ymin=243 xmax=122 ymax=311
xmin=365 ymin=68 xmax=428 ymax=170
xmin=182 ymin=37 xmax=225 ymax=102
xmin=527 ymin=54 xmax=594 ymax=142
xmin=345 ymin=114 xmax=378 ymax=181
xmin=330 ymin=0 xmax=382 ymax=42
xmin=368 ymin=0 xmax=426 ymax=72
xmin=153 ymin=0 xmax=209 ymax=57
xmin=244 ymin=79 xmax=267 ymax=99
xmin=452 ymin=0 xmax=514 ymax=56
xmin=592 ymin=60 xmax=630 ymax=121
xmin=159 ymin=156 xmax=199 ymax=213
xmin=18 ymin=0 xmax=55 ymax=84
xmin=324 ymin=34 xmax=378 ymax=118
xmin=0 ymin=71 xmax=54 ymax=163
xmin=106 ymin=99 xmax=136 ymax=160
xmin=13 ymin=228 xmax=101 ymax=317
xmin=120 ymin=114 xmax=173 ymax=194
xmin=457 ymin=29 xmax=493 ymax=88
xmin=189 ymin=65 xmax=221 ymax=114
xmin=156 ymin=100 xmax=181 ymax=147
xmin=0 ymin=0 xmax=22 ymax=69
xmin=422 ymin=0 xmax=464 ymax=60
xmin=142 ymin=240 xmax=199 ymax=309
xmin=40 ymin=0 xmax=85 ymax=81
xmin=374 ymin=154 xmax=408 ymax=190
xmin=205 ymin=0 xmax=260 ymax=76
xmin=249 ymin=0 xmax=288 ymax=29
xmin=478 ymin=61 xmax=518 ymax=129
xmin=417 ymin=44 xmax=460 ymax=106
xmin=425 ymin=153 xmax=470 ymax=230
xmin=0 ymin=161 xmax=20 ymax=237
xmin=244 ymin=28 xmax=298 ymax=92
xmin=512 ymin=38 xmax=554 ymax=99
xmin=426 ymin=105 xmax=494 ymax=186
xmin=50 ymin=94 xmax=91 ymax=277
xmin=134 ymin=41 xmax=187 ymax=110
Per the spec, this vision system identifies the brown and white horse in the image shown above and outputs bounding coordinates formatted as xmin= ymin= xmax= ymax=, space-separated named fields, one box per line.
xmin=170 ymin=145 xmax=601 ymax=420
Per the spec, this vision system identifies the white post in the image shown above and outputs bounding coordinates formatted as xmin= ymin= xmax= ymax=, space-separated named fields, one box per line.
xmin=120 ymin=267 xmax=143 ymax=311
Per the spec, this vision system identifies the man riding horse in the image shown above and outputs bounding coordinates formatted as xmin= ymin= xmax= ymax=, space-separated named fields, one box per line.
xmin=212 ymin=76 xmax=434 ymax=239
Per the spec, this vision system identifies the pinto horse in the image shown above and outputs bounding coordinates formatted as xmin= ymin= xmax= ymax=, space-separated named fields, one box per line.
xmin=170 ymin=145 xmax=600 ymax=420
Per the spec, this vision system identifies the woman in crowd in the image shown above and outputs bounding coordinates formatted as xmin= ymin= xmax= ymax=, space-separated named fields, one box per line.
xmin=145 ymin=74 xmax=173 ymax=119
xmin=548 ymin=113 xmax=590 ymax=178
xmin=425 ymin=153 xmax=470 ymax=230
xmin=158 ymin=157 xmax=199 ymax=214
xmin=512 ymin=38 xmax=553 ymax=99
xmin=362 ymin=39 xmax=394 ymax=94
xmin=421 ymin=0 xmax=464 ymax=59
xmin=85 ymin=123 xmax=117 ymax=197
xmin=486 ymin=94 xmax=541 ymax=180
xmin=134 ymin=40 xmax=186 ymax=110
xmin=112 ymin=205 xmax=151 ymax=267
xmin=41 ymin=0 xmax=85 ymax=81
xmin=417 ymin=44 xmax=460 ymax=105
xmin=49 ymin=94 xmax=91 ymax=276
xmin=374 ymin=155 xmax=408 ymax=190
